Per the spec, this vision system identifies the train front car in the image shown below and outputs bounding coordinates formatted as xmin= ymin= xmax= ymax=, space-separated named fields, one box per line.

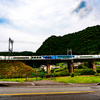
xmin=55 ymin=55 xmax=74 ymax=59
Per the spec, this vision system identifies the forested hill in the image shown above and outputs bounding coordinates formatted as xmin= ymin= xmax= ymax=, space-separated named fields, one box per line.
xmin=36 ymin=25 xmax=100 ymax=55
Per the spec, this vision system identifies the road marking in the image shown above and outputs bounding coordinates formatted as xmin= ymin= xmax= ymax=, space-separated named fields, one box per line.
xmin=0 ymin=91 xmax=94 ymax=96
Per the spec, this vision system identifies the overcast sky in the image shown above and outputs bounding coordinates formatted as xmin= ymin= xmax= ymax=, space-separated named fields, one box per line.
xmin=0 ymin=0 xmax=100 ymax=52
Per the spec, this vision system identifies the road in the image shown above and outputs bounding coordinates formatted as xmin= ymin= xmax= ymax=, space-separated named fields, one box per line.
xmin=0 ymin=80 xmax=100 ymax=100
xmin=0 ymin=90 xmax=100 ymax=100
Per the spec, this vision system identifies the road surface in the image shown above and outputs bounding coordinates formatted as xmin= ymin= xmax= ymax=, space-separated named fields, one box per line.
xmin=0 ymin=80 xmax=100 ymax=100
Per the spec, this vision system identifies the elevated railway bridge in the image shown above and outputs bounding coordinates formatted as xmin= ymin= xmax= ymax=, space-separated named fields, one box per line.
xmin=0 ymin=55 xmax=100 ymax=73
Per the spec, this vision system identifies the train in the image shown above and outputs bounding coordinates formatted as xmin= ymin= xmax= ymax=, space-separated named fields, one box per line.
xmin=0 ymin=55 xmax=100 ymax=60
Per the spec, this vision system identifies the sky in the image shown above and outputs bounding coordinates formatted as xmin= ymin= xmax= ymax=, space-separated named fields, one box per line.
xmin=0 ymin=0 xmax=100 ymax=52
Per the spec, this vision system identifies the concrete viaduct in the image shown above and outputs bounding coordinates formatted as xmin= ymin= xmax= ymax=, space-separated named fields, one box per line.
xmin=1 ymin=57 xmax=99 ymax=74
xmin=38 ymin=57 xmax=98 ymax=74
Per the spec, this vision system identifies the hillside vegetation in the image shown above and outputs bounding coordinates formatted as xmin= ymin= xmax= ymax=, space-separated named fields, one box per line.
xmin=0 ymin=61 xmax=38 ymax=78
xmin=36 ymin=25 xmax=100 ymax=55
xmin=0 ymin=51 xmax=35 ymax=56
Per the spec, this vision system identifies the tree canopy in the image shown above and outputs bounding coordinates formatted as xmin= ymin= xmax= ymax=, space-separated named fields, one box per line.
xmin=36 ymin=25 xmax=100 ymax=55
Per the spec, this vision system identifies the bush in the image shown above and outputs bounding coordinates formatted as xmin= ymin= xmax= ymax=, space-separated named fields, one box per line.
xmin=95 ymin=73 xmax=99 ymax=76
xmin=54 ymin=67 xmax=68 ymax=73
xmin=38 ymin=68 xmax=45 ymax=73
xmin=77 ymin=64 xmax=88 ymax=69
xmin=54 ymin=72 xmax=61 ymax=77
xmin=80 ymin=69 xmax=96 ymax=75
xmin=51 ymin=68 xmax=55 ymax=73
xmin=97 ymin=69 xmax=100 ymax=73
xmin=60 ymin=72 xmax=70 ymax=76
xmin=77 ymin=64 xmax=83 ymax=69
xmin=54 ymin=71 xmax=70 ymax=77
xmin=70 ymin=73 xmax=74 ymax=77
xmin=45 ymin=73 xmax=54 ymax=78
xmin=96 ymin=66 xmax=100 ymax=73
xmin=74 ymin=73 xmax=81 ymax=76
xmin=84 ymin=62 xmax=89 ymax=67
xmin=74 ymin=68 xmax=96 ymax=75
xmin=74 ymin=69 xmax=84 ymax=73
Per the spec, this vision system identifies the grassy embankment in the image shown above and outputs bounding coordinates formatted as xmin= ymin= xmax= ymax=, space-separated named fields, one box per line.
xmin=51 ymin=76 xmax=100 ymax=83
xmin=0 ymin=61 xmax=39 ymax=79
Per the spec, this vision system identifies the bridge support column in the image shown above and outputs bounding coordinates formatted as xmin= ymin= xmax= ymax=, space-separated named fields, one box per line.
xmin=88 ymin=61 xmax=96 ymax=72
xmin=68 ymin=62 xmax=74 ymax=73
xmin=47 ymin=63 xmax=50 ymax=74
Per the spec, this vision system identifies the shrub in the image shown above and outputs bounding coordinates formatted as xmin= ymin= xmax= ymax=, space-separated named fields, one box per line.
xmin=84 ymin=62 xmax=89 ymax=67
xmin=77 ymin=64 xmax=88 ymax=69
xmin=96 ymin=69 xmax=100 ymax=73
xmin=54 ymin=72 xmax=61 ymax=77
xmin=95 ymin=73 xmax=99 ymax=76
xmin=45 ymin=73 xmax=53 ymax=78
xmin=60 ymin=72 xmax=70 ymax=76
xmin=74 ymin=68 xmax=96 ymax=75
xmin=77 ymin=64 xmax=83 ymax=69
xmin=70 ymin=73 xmax=74 ymax=77
xmin=74 ymin=69 xmax=84 ymax=73
xmin=51 ymin=68 xmax=55 ymax=73
xmin=80 ymin=69 xmax=96 ymax=75
xmin=54 ymin=67 xmax=68 ymax=73
xmin=54 ymin=71 xmax=70 ymax=77
xmin=74 ymin=73 xmax=81 ymax=76
xmin=38 ymin=68 xmax=45 ymax=73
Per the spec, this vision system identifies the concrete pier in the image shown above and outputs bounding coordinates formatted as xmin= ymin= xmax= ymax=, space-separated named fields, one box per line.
xmin=68 ymin=62 xmax=74 ymax=73
xmin=89 ymin=61 xmax=96 ymax=72
xmin=47 ymin=63 xmax=50 ymax=74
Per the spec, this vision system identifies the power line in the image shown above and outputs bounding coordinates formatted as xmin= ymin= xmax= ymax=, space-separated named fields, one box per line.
xmin=0 ymin=41 xmax=7 ymax=42
xmin=0 ymin=40 xmax=41 ymax=44
xmin=15 ymin=41 xmax=41 ymax=44
xmin=0 ymin=42 xmax=7 ymax=47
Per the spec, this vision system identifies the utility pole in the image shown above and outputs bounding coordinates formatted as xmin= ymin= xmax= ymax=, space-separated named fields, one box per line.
xmin=8 ymin=38 xmax=14 ymax=53
xmin=67 ymin=49 xmax=73 ymax=62
xmin=67 ymin=49 xmax=72 ymax=56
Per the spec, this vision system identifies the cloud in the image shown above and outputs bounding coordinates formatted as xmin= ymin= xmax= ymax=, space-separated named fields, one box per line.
xmin=74 ymin=1 xmax=86 ymax=13
xmin=0 ymin=0 xmax=100 ymax=52
xmin=72 ymin=0 xmax=93 ymax=18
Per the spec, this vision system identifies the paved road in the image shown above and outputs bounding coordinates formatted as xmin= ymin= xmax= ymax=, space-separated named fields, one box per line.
xmin=0 ymin=80 xmax=100 ymax=100
xmin=0 ymin=91 xmax=100 ymax=100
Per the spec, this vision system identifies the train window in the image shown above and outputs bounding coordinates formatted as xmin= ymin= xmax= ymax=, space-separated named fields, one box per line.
xmin=32 ymin=57 xmax=36 ymax=58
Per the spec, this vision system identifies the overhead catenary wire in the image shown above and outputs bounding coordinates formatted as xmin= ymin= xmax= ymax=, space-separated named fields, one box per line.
xmin=0 ymin=40 xmax=41 ymax=44
xmin=0 ymin=42 xmax=7 ymax=47
xmin=13 ymin=41 xmax=41 ymax=44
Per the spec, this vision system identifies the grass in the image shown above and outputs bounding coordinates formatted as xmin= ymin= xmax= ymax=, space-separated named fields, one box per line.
xmin=52 ymin=76 xmax=100 ymax=83
xmin=0 ymin=75 xmax=100 ymax=83
xmin=0 ymin=77 xmax=42 ymax=83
